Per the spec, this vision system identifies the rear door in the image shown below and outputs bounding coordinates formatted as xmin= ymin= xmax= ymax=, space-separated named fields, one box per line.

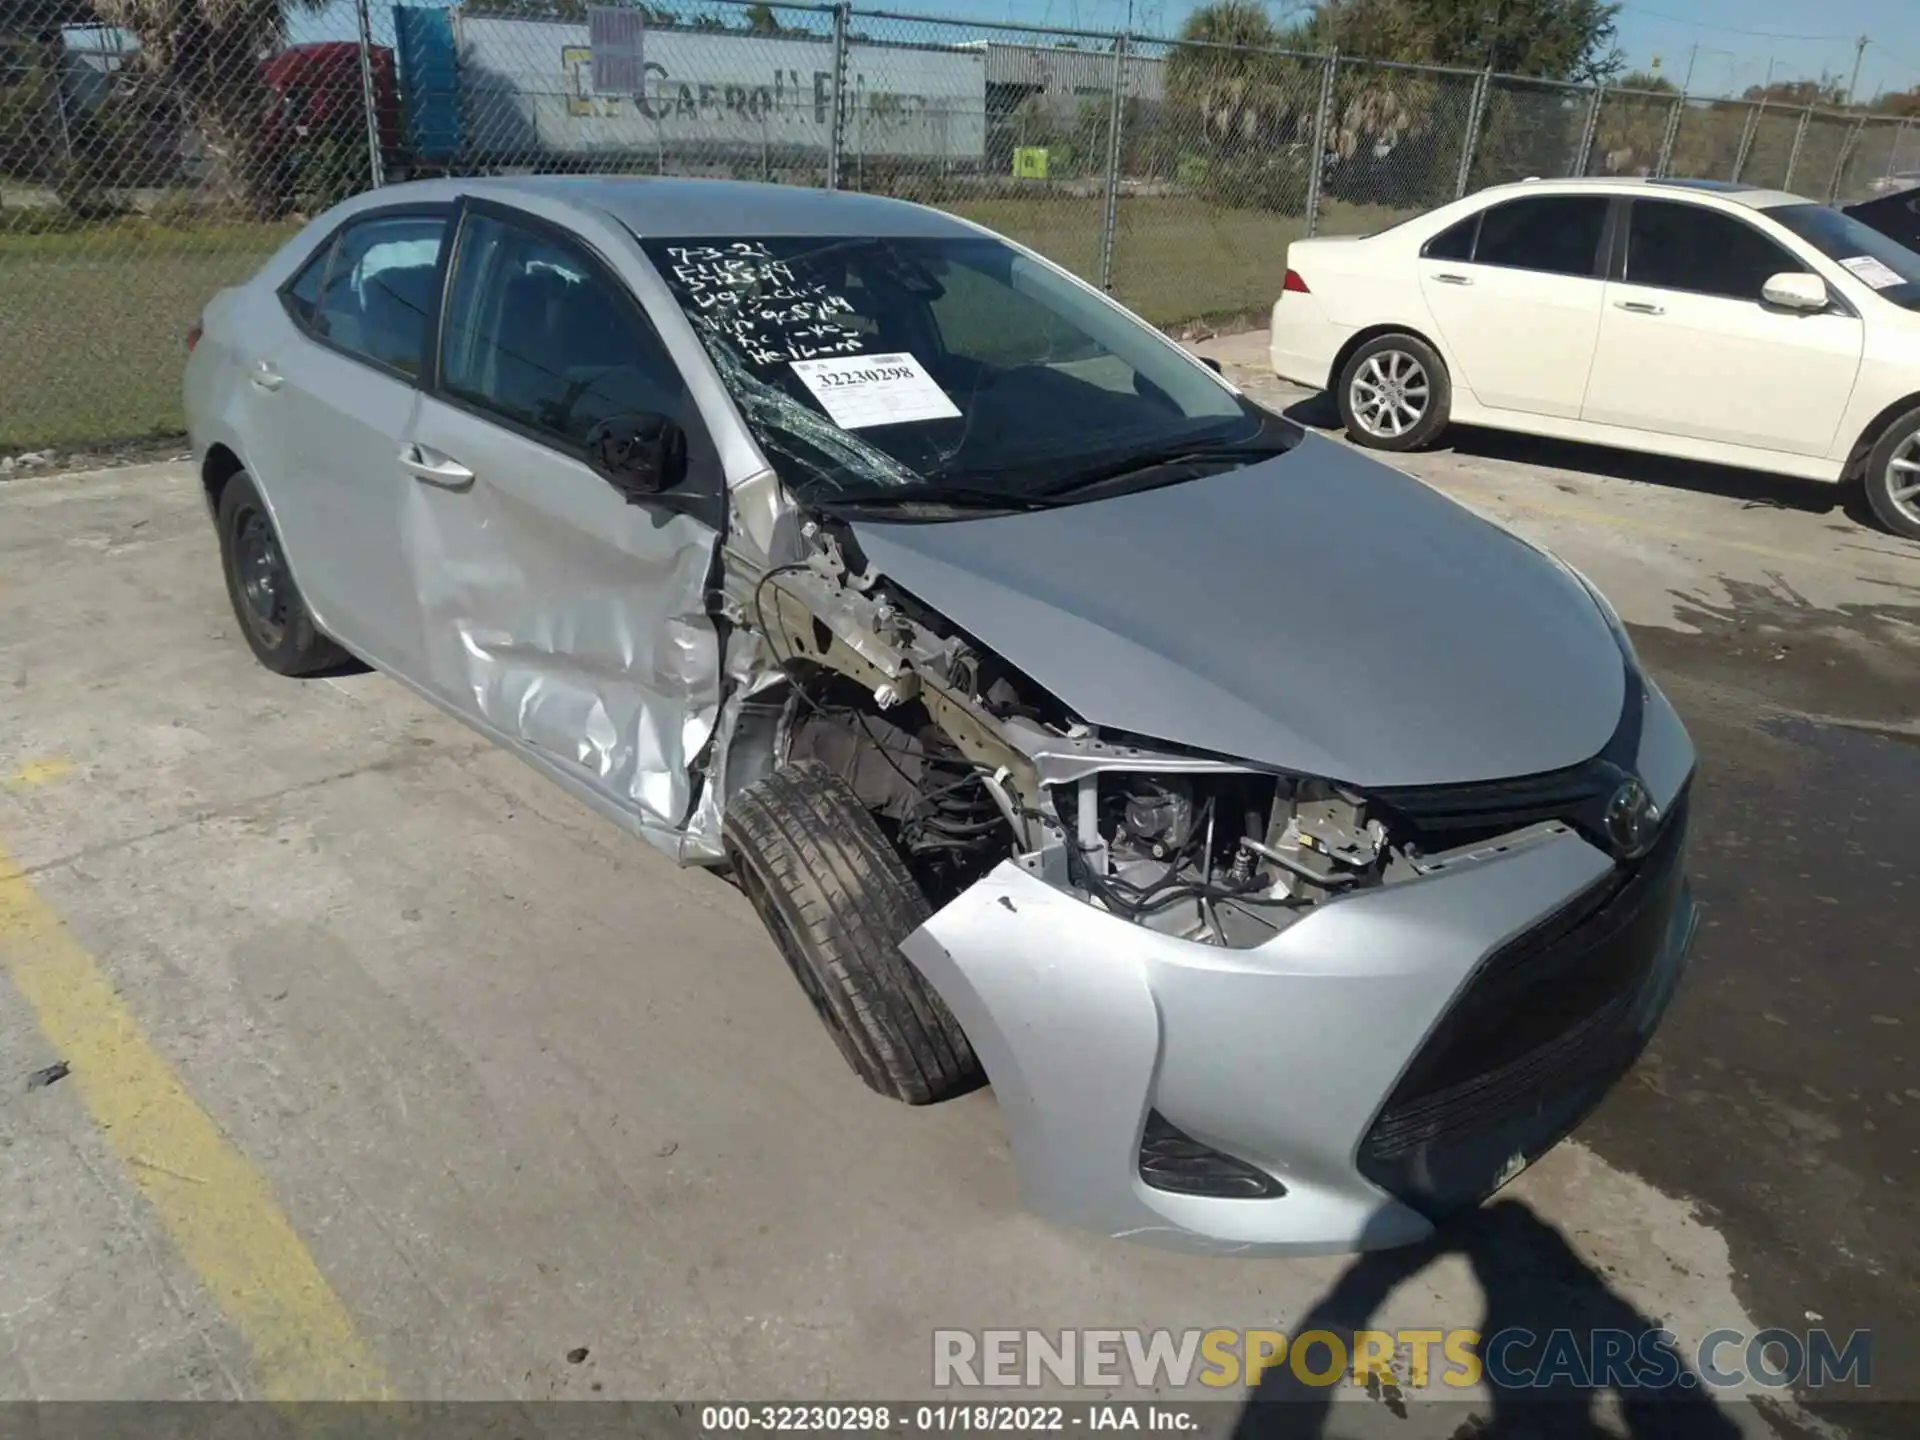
xmin=402 ymin=201 xmax=727 ymax=837
xmin=240 ymin=206 xmax=451 ymax=670
xmin=1417 ymin=194 xmax=1610 ymax=419
xmin=1581 ymin=198 xmax=1864 ymax=455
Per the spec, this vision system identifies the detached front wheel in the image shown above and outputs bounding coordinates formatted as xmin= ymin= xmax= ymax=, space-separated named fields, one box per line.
xmin=1337 ymin=333 xmax=1452 ymax=452
xmin=723 ymin=760 xmax=981 ymax=1105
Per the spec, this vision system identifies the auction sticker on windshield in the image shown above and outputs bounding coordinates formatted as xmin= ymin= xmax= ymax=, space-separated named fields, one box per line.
xmin=791 ymin=353 xmax=962 ymax=430
xmin=1839 ymin=255 xmax=1905 ymax=290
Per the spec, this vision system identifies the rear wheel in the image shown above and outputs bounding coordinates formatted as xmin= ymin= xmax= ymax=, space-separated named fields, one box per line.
xmin=215 ymin=470 xmax=348 ymax=676
xmin=1337 ymin=333 xmax=1452 ymax=452
xmin=1863 ymin=405 xmax=1920 ymax=541
xmin=723 ymin=760 xmax=980 ymax=1105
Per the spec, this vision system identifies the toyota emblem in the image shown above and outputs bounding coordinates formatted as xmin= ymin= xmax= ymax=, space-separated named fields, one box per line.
xmin=1604 ymin=777 xmax=1661 ymax=860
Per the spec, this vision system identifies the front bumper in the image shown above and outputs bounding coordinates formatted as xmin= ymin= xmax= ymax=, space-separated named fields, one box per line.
xmin=899 ymin=687 xmax=1698 ymax=1256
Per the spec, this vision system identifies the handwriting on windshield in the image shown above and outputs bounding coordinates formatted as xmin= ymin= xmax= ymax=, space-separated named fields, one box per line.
xmin=664 ymin=242 xmax=867 ymax=366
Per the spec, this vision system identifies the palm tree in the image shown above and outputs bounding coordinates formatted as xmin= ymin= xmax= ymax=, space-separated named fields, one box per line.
xmin=1165 ymin=1 xmax=1310 ymax=152
xmin=85 ymin=0 xmax=327 ymax=215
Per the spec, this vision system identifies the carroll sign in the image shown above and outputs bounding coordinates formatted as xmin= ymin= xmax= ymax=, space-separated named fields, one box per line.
xmin=565 ymin=46 xmax=843 ymax=126
xmin=457 ymin=15 xmax=986 ymax=160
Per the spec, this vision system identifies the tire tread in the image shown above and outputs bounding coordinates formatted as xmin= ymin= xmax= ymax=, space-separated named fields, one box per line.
xmin=724 ymin=760 xmax=979 ymax=1104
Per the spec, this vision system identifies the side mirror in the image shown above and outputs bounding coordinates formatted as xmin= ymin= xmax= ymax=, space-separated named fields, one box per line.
xmin=1761 ymin=271 xmax=1829 ymax=311
xmin=585 ymin=412 xmax=686 ymax=501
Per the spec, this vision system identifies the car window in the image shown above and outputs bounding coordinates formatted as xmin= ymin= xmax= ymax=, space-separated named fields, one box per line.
xmin=1472 ymin=196 xmax=1608 ymax=277
xmin=1422 ymin=214 xmax=1478 ymax=262
xmin=1625 ymin=200 xmax=1801 ymax=302
xmin=311 ymin=214 xmax=447 ymax=377
xmin=1765 ymin=201 xmax=1920 ymax=311
xmin=927 ymin=258 xmax=1104 ymax=369
xmin=284 ymin=240 xmax=334 ymax=327
xmin=439 ymin=212 xmax=688 ymax=450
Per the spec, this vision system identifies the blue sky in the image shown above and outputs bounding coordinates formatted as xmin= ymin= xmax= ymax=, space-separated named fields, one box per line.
xmin=273 ymin=0 xmax=1920 ymax=104
xmin=889 ymin=0 xmax=1920 ymax=100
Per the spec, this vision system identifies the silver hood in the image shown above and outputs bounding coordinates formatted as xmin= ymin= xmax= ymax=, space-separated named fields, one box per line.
xmin=847 ymin=433 xmax=1626 ymax=789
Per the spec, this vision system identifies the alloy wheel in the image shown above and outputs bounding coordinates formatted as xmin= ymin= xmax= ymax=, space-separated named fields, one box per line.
xmin=1888 ymin=433 xmax=1920 ymax=530
xmin=1350 ymin=349 xmax=1431 ymax=441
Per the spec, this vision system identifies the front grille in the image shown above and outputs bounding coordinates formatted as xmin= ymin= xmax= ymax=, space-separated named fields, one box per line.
xmin=1372 ymin=756 xmax=1623 ymax=854
xmin=1370 ymin=664 xmax=1649 ymax=857
xmin=1357 ymin=790 xmax=1689 ymax=1215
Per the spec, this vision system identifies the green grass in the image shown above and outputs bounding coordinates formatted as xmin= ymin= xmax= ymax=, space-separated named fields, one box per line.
xmin=1 ymin=221 xmax=298 ymax=451
xmin=951 ymin=194 xmax=1417 ymax=327
xmin=0 ymin=197 xmax=1410 ymax=453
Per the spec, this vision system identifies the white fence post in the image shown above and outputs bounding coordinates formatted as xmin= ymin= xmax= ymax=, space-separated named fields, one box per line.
xmin=1454 ymin=68 xmax=1492 ymax=198
xmin=826 ymin=3 xmax=850 ymax=190
xmin=1097 ymin=34 xmax=1128 ymax=294
xmin=356 ymin=0 xmax=386 ymax=189
xmin=1304 ymin=51 xmax=1338 ymax=237
xmin=1783 ymin=105 xmax=1813 ymax=190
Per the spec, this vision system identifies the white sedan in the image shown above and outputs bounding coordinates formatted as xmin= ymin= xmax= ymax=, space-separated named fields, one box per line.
xmin=1270 ymin=177 xmax=1920 ymax=538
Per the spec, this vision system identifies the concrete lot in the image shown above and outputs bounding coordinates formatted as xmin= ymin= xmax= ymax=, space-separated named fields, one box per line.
xmin=2 ymin=341 xmax=1915 ymax=1435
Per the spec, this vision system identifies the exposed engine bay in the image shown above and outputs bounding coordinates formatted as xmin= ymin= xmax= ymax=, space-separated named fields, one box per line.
xmin=731 ymin=521 xmax=1436 ymax=949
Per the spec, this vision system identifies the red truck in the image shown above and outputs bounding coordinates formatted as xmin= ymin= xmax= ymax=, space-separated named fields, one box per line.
xmin=261 ymin=41 xmax=406 ymax=184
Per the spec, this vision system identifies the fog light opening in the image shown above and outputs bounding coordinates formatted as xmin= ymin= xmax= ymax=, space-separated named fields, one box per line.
xmin=1138 ymin=1111 xmax=1286 ymax=1199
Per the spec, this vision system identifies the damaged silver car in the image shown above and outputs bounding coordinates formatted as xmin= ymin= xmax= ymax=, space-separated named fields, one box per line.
xmin=185 ymin=176 xmax=1699 ymax=1255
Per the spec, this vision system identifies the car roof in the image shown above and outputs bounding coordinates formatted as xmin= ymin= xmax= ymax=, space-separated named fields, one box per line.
xmin=363 ymin=174 xmax=981 ymax=240
xmin=1466 ymin=174 xmax=1813 ymax=211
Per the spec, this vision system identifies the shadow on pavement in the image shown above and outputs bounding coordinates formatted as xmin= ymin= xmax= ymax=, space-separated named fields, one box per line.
xmin=1233 ymin=1198 xmax=1745 ymax=1439
xmin=1274 ymin=394 xmax=1881 ymax=531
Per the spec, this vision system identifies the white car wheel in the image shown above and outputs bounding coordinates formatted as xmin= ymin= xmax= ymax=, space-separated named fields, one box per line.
xmin=1865 ymin=408 xmax=1920 ymax=541
xmin=1337 ymin=335 xmax=1452 ymax=453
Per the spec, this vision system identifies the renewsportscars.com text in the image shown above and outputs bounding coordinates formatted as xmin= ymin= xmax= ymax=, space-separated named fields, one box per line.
xmin=932 ymin=1327 xmax=1872 ymax=1392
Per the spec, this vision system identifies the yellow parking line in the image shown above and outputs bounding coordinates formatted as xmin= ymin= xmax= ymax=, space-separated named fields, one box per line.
xmin=0 ymin=843 xmax=389 ymax=1401
xmin=5 ymin=757 xmax=74 ymax=788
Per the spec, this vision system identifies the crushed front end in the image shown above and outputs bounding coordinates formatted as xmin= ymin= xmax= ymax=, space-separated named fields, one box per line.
xmin=717 ymin=511 xmax=1698 ymax=1255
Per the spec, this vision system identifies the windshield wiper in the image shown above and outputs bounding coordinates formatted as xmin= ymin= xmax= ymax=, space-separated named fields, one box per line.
xmin=1032 ymin=435 xmax=1298 ymax=500
xmin=818 ymin=484 xmax=1068 ymax=515
xmin=823 ymin=433 xmax=1301 ymax=517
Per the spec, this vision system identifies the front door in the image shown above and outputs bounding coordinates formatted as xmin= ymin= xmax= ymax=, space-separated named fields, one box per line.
xmin=1581 ymin=198 xmax=1864 ymax=456
xmin=402 ymin=203 xmax=727 ymax=837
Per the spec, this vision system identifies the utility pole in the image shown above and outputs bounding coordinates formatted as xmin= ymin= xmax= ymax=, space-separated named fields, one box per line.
xmin=1845 ymin=35 xmax=1869 ymax=107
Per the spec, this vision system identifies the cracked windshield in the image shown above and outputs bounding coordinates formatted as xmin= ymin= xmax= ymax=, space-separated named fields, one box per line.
xmin=640 ymin=235 xmax=1292 ymax=505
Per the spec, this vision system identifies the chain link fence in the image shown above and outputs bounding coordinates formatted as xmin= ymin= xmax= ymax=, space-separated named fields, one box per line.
xmin=5 ymin=0 xmax=1919 ymax=453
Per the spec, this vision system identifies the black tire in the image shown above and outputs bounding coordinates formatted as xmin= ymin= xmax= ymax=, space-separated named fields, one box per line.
xmin=723 ymin=759 xmax=981 ymax=1105
xmin=215 ymin=470 xmax=348 ymax=676
xmin=1862 ymin=405 xmax=1920 ymax=541
xmin=1336 ymin=333 xmax=1452 ymax=453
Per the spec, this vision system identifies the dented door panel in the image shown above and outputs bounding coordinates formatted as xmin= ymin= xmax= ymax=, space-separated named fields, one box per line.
xmin=404 ymin=392 xmax=722 ymax=842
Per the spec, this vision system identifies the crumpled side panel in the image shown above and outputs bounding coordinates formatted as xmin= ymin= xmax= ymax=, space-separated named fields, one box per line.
xmin=679 ymin=624 xmax=786 ymax=863
xmin=404 ymin=459 xmax=721 ymax=847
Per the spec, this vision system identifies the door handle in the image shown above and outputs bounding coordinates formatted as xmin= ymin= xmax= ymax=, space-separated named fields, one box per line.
xmin=250 ymin=360 xmax=284 ymax=391
xmin=1615 ymin=301 xmax=1665 ymax=315
xmin=1432 ymin=272 xmax=1474 ymax=286
xmin=399 ymin=443 xmax=474 ymax=488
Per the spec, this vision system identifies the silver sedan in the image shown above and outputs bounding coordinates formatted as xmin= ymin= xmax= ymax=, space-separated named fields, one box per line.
xmin=184 ymin=176 xmax=1698 ymax=1255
